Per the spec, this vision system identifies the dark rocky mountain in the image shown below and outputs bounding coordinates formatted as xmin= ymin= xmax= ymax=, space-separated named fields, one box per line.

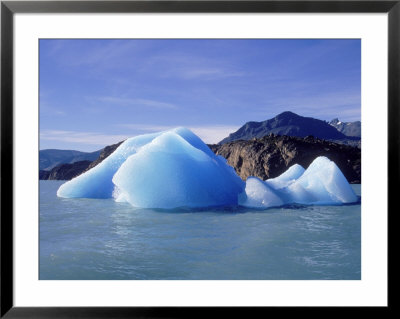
xmin=39 ymin=160 xmax=92 ymax=180
xmin=210 ymin=134 xmax=361 ymax=183
xmin=329 ymin=118 xmax=361 ymax=138
xmin=39 ymin=149 xmax=101 ymax=171
xmin=218 ymin=111 xmax=360 ymax=145
xmin=40 ymin=141 xmax=125 ymax=181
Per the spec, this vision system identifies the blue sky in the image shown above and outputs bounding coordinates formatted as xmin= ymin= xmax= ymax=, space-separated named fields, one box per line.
xmin=40 ymin=39 xmax=361 ymax=151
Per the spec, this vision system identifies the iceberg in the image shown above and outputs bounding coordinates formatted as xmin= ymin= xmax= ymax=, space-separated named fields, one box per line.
xmin=57 ymin=127 xmax=358 ymax=210
xmin=287 ymin=156 xmax=358 ymax=205
xmin=57 ymin=127 xmax=245 ymax=208
xmin=239 ymin=157 xmax=358 ymax=208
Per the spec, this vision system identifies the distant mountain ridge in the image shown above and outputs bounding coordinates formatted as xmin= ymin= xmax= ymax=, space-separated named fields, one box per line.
xmin=329 ymin=118 xmax=361 ymax=138
xmin=39 ymin=149 xmax=102 ymax=171
xmin=39 ymin=160 xmax=92 ymax=180
xmin=219 ymin=111 xmax=360 ymax=145
xmin=39 ymin=141 xmax=124 ymax=180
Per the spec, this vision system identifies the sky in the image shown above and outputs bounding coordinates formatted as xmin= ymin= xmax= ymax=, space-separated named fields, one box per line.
xmin=39 ymin=39 xmax=361 ymax=152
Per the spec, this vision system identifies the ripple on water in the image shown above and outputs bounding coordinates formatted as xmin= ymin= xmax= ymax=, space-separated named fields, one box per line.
xmin=40 ymin=181 xmax=361 ymax=280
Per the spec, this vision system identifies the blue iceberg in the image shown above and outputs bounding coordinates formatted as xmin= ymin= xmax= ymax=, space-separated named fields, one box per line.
xmin=239 ymin=157 xmax=358 ymax=208
xmin=57 ymin=128 xmax=245 ymax=208
xmin=57 ymin=128 xmax=358 ymax=209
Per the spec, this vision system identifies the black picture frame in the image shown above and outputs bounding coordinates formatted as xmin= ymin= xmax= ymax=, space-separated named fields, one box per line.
xmin=1 ymin=0 xmax=396 ymax=317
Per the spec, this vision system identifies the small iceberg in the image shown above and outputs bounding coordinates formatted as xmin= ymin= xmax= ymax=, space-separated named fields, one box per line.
xmin=57 ymin=128 xmax=358 ymax=209
xmin=239 ymin=157 xmax=358 ymax=208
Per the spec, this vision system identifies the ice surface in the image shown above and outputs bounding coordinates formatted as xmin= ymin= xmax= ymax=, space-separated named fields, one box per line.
xmin=113 ymin=131 xmax=244 ymax=208
xmin=265 ymin=163 xmax=305 ymax=189
xmin=289 ymin=156 xmax=358 ymax=205
xmin=238 ymin=177 xmax=284 ymax=208
xmin=58 ymin=128 xmax=244 ymax=208
xmin=239 ymin=156 xmax=358 ymax=208
xmin=57 ymin=131 xmax=161 ymax=198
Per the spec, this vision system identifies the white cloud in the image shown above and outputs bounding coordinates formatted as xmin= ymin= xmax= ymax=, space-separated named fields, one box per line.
xmin=189 ymin=125 xmax=240 ymax=144
xmin=117 ymin=124 xmax=174 ymax=132
xmin=178 ymin=68 xmax=244 ymax=80
xmin=40 ymin=130 xmax=130 ymax=146
xmin=97 ymin=97 xmax=178 ymax=109
xmin=40 ymin=105 xmax=67 ymax=116
xmin=40 ymin=96 xmax=67 ymax=116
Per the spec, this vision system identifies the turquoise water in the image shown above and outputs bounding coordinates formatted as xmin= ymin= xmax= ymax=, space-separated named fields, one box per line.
xmin=39 ymin=181 xmax=361 ymax=280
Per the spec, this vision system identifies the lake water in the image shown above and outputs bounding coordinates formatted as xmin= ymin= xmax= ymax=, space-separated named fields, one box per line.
xmin=40 ymin=180 xmax=361 ymax=280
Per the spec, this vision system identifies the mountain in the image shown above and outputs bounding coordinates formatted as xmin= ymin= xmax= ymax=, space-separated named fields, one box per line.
xmin=39 ymin=161 xmax=92 ymax=180
xmin=210 ymin=134 xmax=361 ymax=184
xmin=218 ymin=111 xmax=360 ymax=145
xmin=329 ymin=118 xmax=361 ymax=138
xmin=39 ymin=149 xmax=102 ymax=171
xmin=39 ymin=141 xmax=124 ymax=181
